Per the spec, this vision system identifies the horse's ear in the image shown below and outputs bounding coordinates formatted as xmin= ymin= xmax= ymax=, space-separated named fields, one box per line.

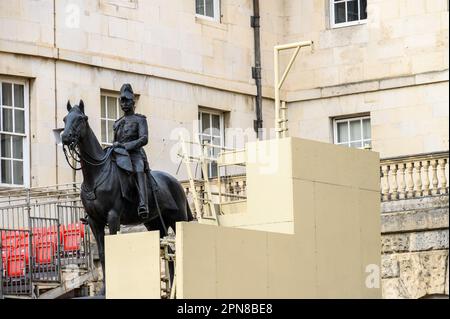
xmin=79 ymin=100 xmax=85 ymax=114
xmin=66 ymin=100 xmax=72 ymax=112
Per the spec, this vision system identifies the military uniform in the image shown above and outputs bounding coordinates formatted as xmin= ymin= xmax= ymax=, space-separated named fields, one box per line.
xmin=113 ymin=113 xmax=149 ymax=172
xmin=112 ymin=83 xmax=153 ymax=220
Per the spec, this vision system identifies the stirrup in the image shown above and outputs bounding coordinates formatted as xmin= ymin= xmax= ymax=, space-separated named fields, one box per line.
xmin=138 ymin=207 xmax=149 ymax=219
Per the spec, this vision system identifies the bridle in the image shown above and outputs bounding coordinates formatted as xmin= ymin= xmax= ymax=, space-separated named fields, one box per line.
xmin=62 ymin=115 xmax=113 ymax=171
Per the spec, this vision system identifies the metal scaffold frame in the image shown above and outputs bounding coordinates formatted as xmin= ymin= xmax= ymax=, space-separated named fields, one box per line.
xmin=178 ymin=134 xmax=247 ymax=226
xmin=178 ymin=133 xmax=219 ymax=225
xmin=274 ymin=40 xmax=313 ymax=139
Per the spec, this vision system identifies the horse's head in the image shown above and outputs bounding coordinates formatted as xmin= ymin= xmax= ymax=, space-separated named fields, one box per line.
xmin=61 ymin=100 xmax=89 ymax=147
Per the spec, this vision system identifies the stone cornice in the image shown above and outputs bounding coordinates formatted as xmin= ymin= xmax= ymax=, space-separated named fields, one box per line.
xmin=0 ymin=39 xmax=277 ymax=100
xmin=1 ymin=39 xmax=447 ymax=102
xmin=286 ymin=69 xmax=449 ymax=102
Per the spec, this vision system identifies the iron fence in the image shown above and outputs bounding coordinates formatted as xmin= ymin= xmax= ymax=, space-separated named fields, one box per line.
xmin=0 ymin=228 xmax=33 ymax=296
xmin=0 ymin=199 xmax=92 ymax=298
xmin=57 ymin=205 xmax=91 ymax=270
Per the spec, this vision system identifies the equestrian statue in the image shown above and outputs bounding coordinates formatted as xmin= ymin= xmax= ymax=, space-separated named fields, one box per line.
xmin=61 ymin=84 xmax=193 ymax=295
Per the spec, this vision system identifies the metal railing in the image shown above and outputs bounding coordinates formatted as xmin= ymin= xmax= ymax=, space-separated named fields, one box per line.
xmin=0 ymin=228 xmax=33 ymax=296
xmin=0 ymin=192 xmax=91 ymax=298
xmin=0 ymin=183 xmax=81 ymax=208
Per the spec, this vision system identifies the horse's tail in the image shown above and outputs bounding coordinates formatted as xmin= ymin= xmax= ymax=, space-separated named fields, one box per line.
xmin=186 ymin=200 xmax=194 ymax=221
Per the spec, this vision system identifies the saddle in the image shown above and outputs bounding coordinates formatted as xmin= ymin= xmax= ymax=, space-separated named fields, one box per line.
xmin=82 ymin=147 xmax=177 ymax=211
xmin=112 ymin=147 xmax=134 ymax=173
xmin=110 ymin=148 xmax=157 ymax=203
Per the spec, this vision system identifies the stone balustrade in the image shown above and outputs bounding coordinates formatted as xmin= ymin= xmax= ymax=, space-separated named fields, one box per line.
xmin=380 ymin=152 xmax=449 ymax=202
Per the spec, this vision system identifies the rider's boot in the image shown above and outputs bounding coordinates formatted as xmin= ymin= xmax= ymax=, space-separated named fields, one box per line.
xmin=136 ymin=172 xmax=156 ymax=220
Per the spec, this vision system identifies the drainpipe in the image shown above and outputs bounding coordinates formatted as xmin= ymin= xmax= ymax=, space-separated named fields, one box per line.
xmin=251 ymin=0 xmax=263 ymax=140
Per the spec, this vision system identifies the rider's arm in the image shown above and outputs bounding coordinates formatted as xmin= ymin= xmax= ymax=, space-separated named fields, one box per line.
xmin=123 ymin=118 xmax=148 ymax=151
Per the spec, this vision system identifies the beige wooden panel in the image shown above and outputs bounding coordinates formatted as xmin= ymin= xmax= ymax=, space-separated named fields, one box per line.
xmin=105 ymin=231 xmax=161 ymax=299
xmin=176 ymin=137 xmax=381 ymax=299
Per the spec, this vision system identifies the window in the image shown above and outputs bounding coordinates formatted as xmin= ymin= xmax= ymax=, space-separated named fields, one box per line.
xmin=334 ymin=116 xmax=371 ymax=149
xmin=0 ymin=79 xmax=28 ymax=187
xmin=100 ymin=94 xmax=123 ymax=146
xmin=330 ymin=0 xmax=367 ymax=28
xmin=196 ymin=0 xmax=220 ymax=21
xmin=198 ymin=109 xmax=224 ymax=178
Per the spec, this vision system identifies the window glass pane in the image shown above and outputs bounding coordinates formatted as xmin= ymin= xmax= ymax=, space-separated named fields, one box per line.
xmin=205 ymin=0 xmax=214 ymax=17
xmin=201 ymin=113 xmax=210 ymax=134
xmin=210 ymin=162 xmax=218 ymax=178
xmin=212 ymin=147 xmax=220 ymax=157
xmin=200 ymin=135 xmax=210 ymax=144
xmin=12 ymin=136 xmax=23 ymax=159
xmin=360 ymin=0 xmax=367 ymax=19
xmin=108 ymin=120 xmax=114 ymax=144
xmin=334 ymin=2 xmax=346 ymax=24
xmin=363 ymin=140 xmax=372 ymax=148
xmin=349 ymin=120 xmax=361 ymax=141
xmin=107 ymin=97 xmax=117 ymax=119
xmin=101 ymin=120 xmax=107 ymax=143
xmin=14 ymin=109 xmax=25 ymax=133
xmin=212 ymin=136 xmax=221 ymax=146
xmin=196 ymin=0 xmax=204 ymax=15
xmin=337 ymin=122 xmax=348 ymax=143
xmin=2 ymin=108 xmax=13 ymax=132
xmin=14 ymin=84 xmax=24 ymax=108
xmin=350 ymin=141 xmax=362 ymax=148
xmin=2 ymin=83 xmax=12 ymax=106
xmin=1 ymin=159 xmax=12 ymax=184
xmin=13 ymin=160 xmax=23 ymax=185
xmin=347 ymin=0 xmax=359 ymax=22
xmin=363 ymin=118 xmax=371 ymax=139
xmin=1 ymin=134 xmax=11 ymax=158
xmin=101 ymin=96 xmax=106 ymax=118
xmin=212 ymin=114 xmax=220 ymax=129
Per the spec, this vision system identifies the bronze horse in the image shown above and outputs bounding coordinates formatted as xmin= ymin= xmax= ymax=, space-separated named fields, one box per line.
xmin=61 ymin=100 xmax=193 ymax=294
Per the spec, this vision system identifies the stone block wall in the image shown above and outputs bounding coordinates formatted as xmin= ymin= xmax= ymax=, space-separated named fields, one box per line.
xmin=283 ymin=0 xmax=449 ymax=92
xmin=381 ymin=195 xmax=449 ymax=298
xmin=288 ymin=80 xmax=449 ymax=158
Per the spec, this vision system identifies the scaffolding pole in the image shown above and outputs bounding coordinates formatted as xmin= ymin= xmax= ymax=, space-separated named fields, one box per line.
xmin=274 ymin=40 xmax=313 ymax=139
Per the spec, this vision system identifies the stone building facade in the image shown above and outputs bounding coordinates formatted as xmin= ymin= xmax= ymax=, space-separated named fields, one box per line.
xmin=0 ymin=0 xmax=448 ymax=298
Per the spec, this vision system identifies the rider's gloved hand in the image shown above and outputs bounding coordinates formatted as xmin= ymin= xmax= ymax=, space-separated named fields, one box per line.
xmin=113 ymin=142 xmax=124 ymax=148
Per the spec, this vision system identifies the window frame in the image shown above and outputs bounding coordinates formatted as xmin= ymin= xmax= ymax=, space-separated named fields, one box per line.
xmin=330 ymin=0 xmax=367 ymax=29
xmin=106 ymin=0 xmax=138 ymax=9
xmin=100 ymin=93 xmax=122 ymax=146
xmin=195 ymin=0 xmax=221 ymax=22
xmin=0 ymin=77 xmax=30 ymax=188
xmin=198 ymin=108 xmax=225 ymax=178
xmin=333 ymin=115 xmax=371 ymax=149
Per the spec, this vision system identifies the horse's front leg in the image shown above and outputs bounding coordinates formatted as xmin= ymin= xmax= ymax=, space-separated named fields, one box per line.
xmin=107 ymin=210 xmax=121 ymax=235
xmin=88 ymin=218 xmax=106 ymax=296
